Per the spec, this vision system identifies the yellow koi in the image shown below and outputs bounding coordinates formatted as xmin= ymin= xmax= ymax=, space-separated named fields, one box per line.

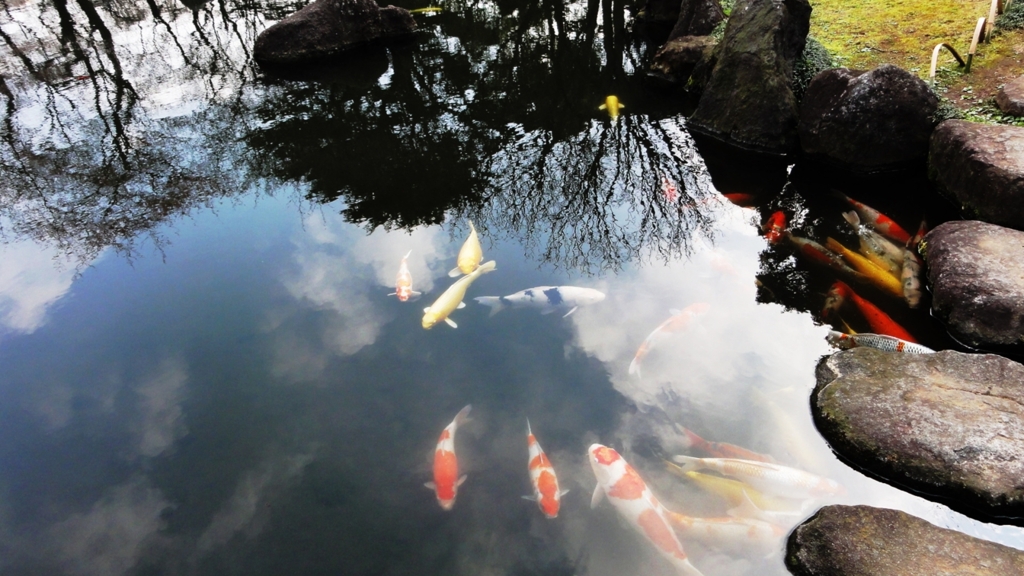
xmin=410 ymin=6 xmax=442 ymax=13
xmin=825 ymin=237 xmax=902 ymax=298
xmin=449 ymin=220 xmax=483 ymax=277
xmin=664 ymin=463 xmax=800 ymax=512
xmin=423 ymin=260 xmax=496 ymax=329
xmin=598 ymin=95 xmax=624 ymax=120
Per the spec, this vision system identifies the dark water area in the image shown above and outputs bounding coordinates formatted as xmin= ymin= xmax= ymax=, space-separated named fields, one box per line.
xmin=1 ymin=1 xmax=1023 ymax=575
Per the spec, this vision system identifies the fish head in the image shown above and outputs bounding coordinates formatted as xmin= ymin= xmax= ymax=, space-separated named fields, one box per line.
xmin=438 ymin=496 xmax=456 ymax=511
xmin=582 ymin=290 xmax=606 ymax=305
xmin=540 ymin=496 xmax=560 ymax=518
xmin=821 ymin=282 xmax=848 ymax=318
xmin=422 ymin=311 xmax=439 ymax=329
xmin=826 ymin=331 xmax=855 ymax=349
xmin=397 ymin=287 xmax=411 ymax=302
xmin=588 ymin=444 xmax=624 ymax=487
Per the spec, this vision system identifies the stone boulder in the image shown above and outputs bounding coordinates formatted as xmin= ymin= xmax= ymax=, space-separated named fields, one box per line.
xmin=929 ymin=120 xmax=1024 ymax=230
xmin=996 ymin=76 xmax=1024 ymax=117
xmin=688 ymin=0 xmax=812 ymax=155
xmin=254 ymin=0 xmax=416 ymax=66
xmin=668 ymin=0 xmax=724 ymax=40
xmin=923 ymin=220 xmax=1024 ymax=348
xmin=798 ymin=65 xmax=939 ymax=172
xmin=814 ymin=348 xmax=1024 ymax=520
xmin=787 ymin=505 xmax=1024 ymax=575
xmin=649 ymin=36 xmax=717 ymax=86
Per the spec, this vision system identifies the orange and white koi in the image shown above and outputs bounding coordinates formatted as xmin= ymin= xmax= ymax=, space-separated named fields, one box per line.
xmin=524 ymin=419 xmax=568 ymax=518
xmin=675 ymin=425 xmax=774 ymax=463
xmin=762 ymin=211 xmax=786 ymax=244
xmin=661 ymin=175 xmax=679 ymax=203
xmin=449 ymin=220 xmax=483 ymax=277
xmin=825 ymin=237 xmax=903 ymax=298
xmin=628 ymin=303 xmax=710 ymax=378
xmin=589 ymin=445 xmax=705 ymax=576
xmin=671 ymin=455 xmax=844 ymax=500
xmin=837 ymin=193 xmax=911 ymax=245
xmin=387 ymin=250 xmax=422 ymax=302
xmin=902 ymin=220 xmax=927 ymax=309
xmin=425 ymin=405 xmax=472 ymax=510
xmin=841 ymin=211 xmax=904 ymax=277
xmin=826 ymin=281 xmax=917 ymax=342
xmin=665 ymin=511 xmax=786 ymax=556
xmin=827 ymin=331 xmax=934 ymax=354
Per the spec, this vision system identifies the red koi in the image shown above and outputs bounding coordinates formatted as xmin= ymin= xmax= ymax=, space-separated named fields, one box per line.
xmin=762 ymin=211 xmax=786 ymax=244
xmin=722 ymin=193 xmax=756 ymax=207
xmin=827 ymin=281 xmax=917 ymax=342
xmin=525 ymin=420 xmax=567 ymax=518
xmin=838 ymin=193 xmax=911 ymax=245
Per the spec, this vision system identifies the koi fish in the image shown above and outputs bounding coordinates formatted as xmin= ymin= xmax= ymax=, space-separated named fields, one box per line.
xmin=674 ymin=425 xmax=774 ymax=463
xmin=449 ymin=220 xmax=483 ymax=277
xmin=827 ymin=331 xmax=934 ymax=354
xmin=524 ymin=419 xmax=568 ymax=518
xmin=663 ymin=464 xmax=801 ymax=513
xmin=425 ymin=405 xmax=472 ymax=510
xmin=474 ymin=286 xmax=605 ymax=318
xmin=722 ymin=193 xmax=756 ymax=207
xmin=826 ymin=281 xmax=917 ymax=342
xmin=387 ymin=250 xmax=422 ymax=302
xmin=628 ymin=303 xmax=710 ymax=378
xmin=837 ymin=193 xmax=911 ymax=244
xmin=661 ymin=175 xmax=679 ymax=203
xmin=825 ymin=237 xmax=903 ymax=298
xmin=841 ymin=211 xmax=904 ymax=277
xmin=762 ymin=211 xmax=786 ymax=244
xmin=902 ymin=220 xmax=927 ymax=309
xmin=409 ymin=6 xmax=442 ymax=13
xmin=784 ymin=232 xmax=863 ymax=279
xmin=423 ymin=260 xmax=497 ymax=329
xmin=664 ymin=511 xmax=786 ymax=556
xmin=599 ymin=95 xmax=625 ymax=121
xmin=589 ymin=445 xmax=705 ymax=576
xmin=670 ymin=455 xmax=845 ymax=500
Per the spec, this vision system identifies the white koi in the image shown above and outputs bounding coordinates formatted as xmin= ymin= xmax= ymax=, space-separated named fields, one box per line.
xmin=588 ymin=444 xmax=705 ymax=576
xmin=827 ymin=331 xmax=934 ymax=354
xmin=449 ymin=220 xmax=483 ymax=277
xmin=474 ymin=286 xmax=604 ymax=318
xmin=423 ymin=260 xmax=496 ymax=329
xmin=902 ymin=220 xmax=927 ymax=309
xmin=665 ymin=510 xmax=786 ymax=556
xmin=524 ymin=419 xmax=568 ymax=518
xmin=671 ymin=455 xmax=844 ymax=500
xmin=424 ymin=405 xmax=472 ymax=510
xmin=629 ymin=303 xmax=709 ymax=378
xmin=387 ymin=250 xmax=421 ymax=302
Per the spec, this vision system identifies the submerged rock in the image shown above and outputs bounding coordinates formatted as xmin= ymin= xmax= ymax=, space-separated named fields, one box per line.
xmin=787 ymin=505 xmax=1024 ymax=575
xmin=929 ymin=120 xmax=1024 ymax=230
xmin=650 ymin=36 xmax=717 ymax=86
xmin=688 ymin=0 xmax=811 ymax=154
xmin=254 ymin=0 xmax=416 ymax=66
xmin=924 ymin=220 xmax=1024 ymax=348
xmin=798 ymin=65 xmax=939 ymax=172
xmin=996 ymin=76 xmax=1024 ymax=117
xmin=668 ymin=0 xmax=725 ymax=39
xmin=814 ymin=348 xmax=1024 ymax=520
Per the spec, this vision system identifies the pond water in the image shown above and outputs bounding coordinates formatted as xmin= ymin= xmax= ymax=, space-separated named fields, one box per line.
xmin=1 ymin=0 xmax=1023 ymax=575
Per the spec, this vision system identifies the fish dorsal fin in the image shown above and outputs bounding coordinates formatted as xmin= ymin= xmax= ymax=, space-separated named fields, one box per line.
xmin=561 ymin=306 xmax=578 ymax=318
xmin=590 ymin=484 xmax=605 ymax=509
xmin=424 ymin=481 xmax=437 ymax=490
xmin=445 ymin=318 xmax=458 ymax=328
xmin=457 ymin=474 xmax=468 ymax=487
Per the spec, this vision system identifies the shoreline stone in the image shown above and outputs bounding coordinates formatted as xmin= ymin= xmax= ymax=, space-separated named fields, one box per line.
xmin=787 ymin=505 xmax=1024 ymax=575
xmin=996 ymin=77 xmax=1024 ymax=117
xmin=814 ymin=348 xmax=1024 ymax=521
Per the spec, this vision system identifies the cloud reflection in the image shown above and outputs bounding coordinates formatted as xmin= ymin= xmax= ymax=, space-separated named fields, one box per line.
xmin=0 ymin=241 xmax=82 ymax=337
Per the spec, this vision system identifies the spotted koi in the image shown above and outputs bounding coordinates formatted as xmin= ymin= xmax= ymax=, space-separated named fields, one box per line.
xmin=524 ymin=419 xmax=568 ymax=518
xmin=827 ymin=331 xmax=934 ymax=354
xmin=425 ymin=405 xmax=472 ymax=510
xmin=837 ymin=193 xmax=912 ymax=244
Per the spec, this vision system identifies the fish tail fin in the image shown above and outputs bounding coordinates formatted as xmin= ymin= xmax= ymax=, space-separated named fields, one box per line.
xmin=454 ymin=404 xmax=472 ymax=427
xmin=670 ymin=454 xmax=701 ymax=472
xmin=474 ymin=296 xmax=504 ymax=317
xmin=842 ymin=210 xmax=860 ymax=229
xmin=526 ymin=418 xmax=532 ymax=436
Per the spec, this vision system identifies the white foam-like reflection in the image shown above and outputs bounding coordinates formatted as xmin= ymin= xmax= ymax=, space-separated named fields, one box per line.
xmin=0 ymin=240 xmax=83 ymax=337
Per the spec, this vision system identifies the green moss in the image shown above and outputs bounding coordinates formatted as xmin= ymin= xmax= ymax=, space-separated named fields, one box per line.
xmin=932 ymin=96 xmax=965 ymax=123
xmin=996 ymin=0 xmax=1024 ymax=30
xmin=710 ymin=18 xmax=727 ymax=41
xmin=792 ymin=37 xmax=836 ymax=101
xmin=961 ymin=100 xmax=1024 ymax=126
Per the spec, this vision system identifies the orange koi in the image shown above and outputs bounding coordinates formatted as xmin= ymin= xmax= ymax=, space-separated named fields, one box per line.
xmin=425 ymin=405 xmax=472 ymax=510
xmin=388 ymin=250 xmax=422 ymax=302
xmin=762 ymin=211 xmax=786 ymax=244
xmin=661 ymin=175 xmax=679 ymax=203
xmin=524 ymin=420 xmax=568 ymax=518
xmin=825 ymin=237 xmax=903 ymax=298
xmin=628 ymin=303 xmax=710 ymax=378
xmin=675 ymin=425 xmax=775 ymax=463
xmin=827 ymin=281 xmax=917 ymax=342
xmin=837 ymin=193 xmax=911 ymax=245
xmin=722 ymin=193 xmax=756 ymax=207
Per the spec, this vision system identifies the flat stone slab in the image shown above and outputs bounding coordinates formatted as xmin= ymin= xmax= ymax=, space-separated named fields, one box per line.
xmin=996 ymin=76 xmax=1024 ymax=117
xmin=787 ymin=504 xmax=1024 ymax=575
xmin=923 ymin=220 xmax=1024 ymax=348
xmin=929 ymin=120 xmax=1024 ymax=230
xmin=814 ymin=348 xmax=1024 ymax=521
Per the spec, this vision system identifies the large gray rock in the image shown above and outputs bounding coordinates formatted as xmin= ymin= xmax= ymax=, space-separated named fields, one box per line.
xmin=254 ymin=0 xmax=415 ymax=66
xmin=798 ymin=65 xmax=939 ymax=172
xmin=996 ymin=76 xmax=1024 ymax=117
xmin=649 ymin=36 xmax=717 ymax=86
xmin=688 ymin=0 xmax=811 ymax=154
xmin=668 ymin=0 xmax=724 ymax=39
xmin=929 ymin=120 xmax=1024 ymax=230
xmin=923 ymin=220 xmax=1024 ymax=348
xmin=814 ymin=348 xmax=1024 ymax=519
xmin=787 ymin=505 xmax=1024 ymax=575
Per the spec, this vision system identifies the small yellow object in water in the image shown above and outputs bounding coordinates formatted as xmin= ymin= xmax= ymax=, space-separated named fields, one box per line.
xmin=410 ymin=6 xmax=443 ymax=13
xmin=598 ymin=95 xmax=624 ymax=120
